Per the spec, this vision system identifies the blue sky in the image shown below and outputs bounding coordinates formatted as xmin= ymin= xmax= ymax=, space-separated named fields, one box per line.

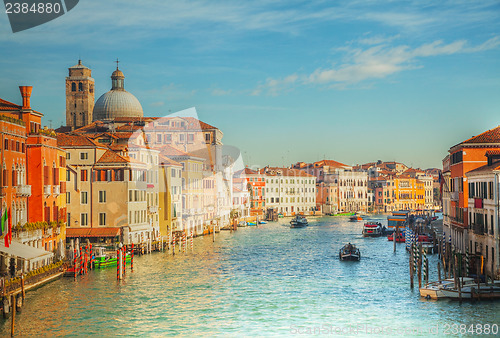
xmin=1 ymin=0 xmax=499 ymax=169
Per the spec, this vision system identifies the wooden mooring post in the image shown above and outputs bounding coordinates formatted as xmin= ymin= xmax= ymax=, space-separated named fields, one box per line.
xmin=437 ymin=261 xmax=441 ymax=283
xmin=10 ymin=294 xmax=15 ymax=337
xmin=393 ymin=226 xmax=398 ymax=253
xmin=409 ymin=249 xmax=414 ymax=288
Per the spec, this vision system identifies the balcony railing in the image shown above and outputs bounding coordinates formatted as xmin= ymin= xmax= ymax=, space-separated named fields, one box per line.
xmin=148 ymin=205 xmax=159 ymax=213
xmin=53 ymin=185 xmax=60 ymax=196
xmin=16 ymin=185 xmax=32 ymax=197
xmin=44 ymin=185 xmax=51 ymax=196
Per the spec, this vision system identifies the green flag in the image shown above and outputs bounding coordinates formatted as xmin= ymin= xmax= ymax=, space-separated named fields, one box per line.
xmin=0 ymin=208 xmax=6 ymax=235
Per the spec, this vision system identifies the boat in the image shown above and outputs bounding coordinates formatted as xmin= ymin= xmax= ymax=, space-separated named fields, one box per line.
xmin=290 ymin=215 xmax=308 ymax=228
xmin=258 ymin=221 xmax=267 ymax=224
xmin=440 ymin=281 xmax=500 ymax=300
xmin=247 ymin=222 xmax=257 ymax=226
xmin=349 ymin=215 xmax=363 ymax=222
xmin=278 ymin=213 xmax=284 ymax=218
xmin=387 ymin=210 xmax=409 ymax=232
xmin=93 ymin=247 xmax=131 ymax=269
xmin=237 ymin=221 xmax=247 ymax=227
xmin=387 ymin=233 xmax=405 ymax=242
xmin=339 ymin=243 xmax=360 ymax=261
xmin=419 ymin=278 xmax=475 ymax=299
xmin=362 ymin=222 xmax=383 ymax=237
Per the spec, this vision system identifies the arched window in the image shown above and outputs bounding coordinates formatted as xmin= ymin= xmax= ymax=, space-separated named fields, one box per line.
xmin=71 ymin=82 xmax=76 ymax=91
xmin=78 ymin=82 xmax=83 ymax=91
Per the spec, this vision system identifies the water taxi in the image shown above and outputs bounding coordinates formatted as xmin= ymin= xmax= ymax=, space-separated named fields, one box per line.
xmin=339 ymin=243 xmax=360 ymax=261
xmin=362 ymin=222 xmax=383 ymax=237
xmin=440 ymin=281 xmax=500 ymax=300
xmin=290 ymin=215 xmax=308 ymax=228
xmin=349 ymin=215 xmax=363 ymax=222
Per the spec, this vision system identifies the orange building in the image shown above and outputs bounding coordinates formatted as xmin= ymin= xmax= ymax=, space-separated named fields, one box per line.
xmin=0 ymin=87 xmax=66 ymax=253
xmin=443 ymin=126 xmax=500 ymax=252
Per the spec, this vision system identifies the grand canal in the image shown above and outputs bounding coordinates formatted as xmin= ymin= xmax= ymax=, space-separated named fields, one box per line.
xmin=2 ymin=216 xmax=499 ymax=336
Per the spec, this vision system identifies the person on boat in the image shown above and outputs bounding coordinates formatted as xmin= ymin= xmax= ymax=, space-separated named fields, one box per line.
xmin=347 ymin=243 xmax=353 ymax=251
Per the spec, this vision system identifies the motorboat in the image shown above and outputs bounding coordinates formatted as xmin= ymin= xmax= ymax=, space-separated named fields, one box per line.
xmin=339 ymin=243 xmax=360 ymax=261
xmin=419 ymin=278 xmax=475 ymax=299
xmin=362 ymin=222 xmax=383 ymax=237
xmin=290 ymin=215 xmax=308 ymax=228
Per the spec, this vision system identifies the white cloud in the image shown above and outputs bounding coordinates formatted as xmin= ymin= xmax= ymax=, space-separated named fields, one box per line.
xmin=252 ymin=74 xmax=298 ymax=96
xmin=306 ymin=37 xmax=500 ymax=86
xmin=211 ymin=88 xmax=232 ymax=96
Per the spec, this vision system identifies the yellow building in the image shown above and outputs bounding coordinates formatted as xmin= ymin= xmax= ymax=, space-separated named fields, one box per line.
xmin=394 ymin=175 xmax=425 ymax=210
xmin=158 ymin=155 xmax=183 ymax=238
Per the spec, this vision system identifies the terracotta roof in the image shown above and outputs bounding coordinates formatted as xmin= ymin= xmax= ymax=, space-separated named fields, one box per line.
xmin=485 ymin=150 xmax=500 ymax=157
xmin=312 ymin=159 xmax=349 ymax=168
xmin=159 ymin=155 xmax=182 ymax=167
xmin=262 ymin=167 xmax=315 ymax=178
xmin=145 ymin=117 xmax=217 ymax=131
xmin=158 ymin=145 xmax=192 ymax=157
xmin=57 ymin=133 xmax=103 ymax=148
xmin=462 ymin=126 xmax=500 ymax=144
xmin=96 ymin=149 xmax=132 ymax=164
xmin=0 ymin=98 xmax=21 ymax=111
xmin=66 ymin=227 xmax=121 ymax=238
xmin=466 ymin=161 xmax=500 ymax=175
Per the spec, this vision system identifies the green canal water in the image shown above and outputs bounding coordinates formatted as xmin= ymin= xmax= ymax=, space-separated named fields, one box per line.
xmin=1 ymin=216 xmax=499 ymax=337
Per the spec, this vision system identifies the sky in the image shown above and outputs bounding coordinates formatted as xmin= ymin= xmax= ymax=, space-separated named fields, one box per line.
xmin=0 ymin=0 xmax=499 ymax=170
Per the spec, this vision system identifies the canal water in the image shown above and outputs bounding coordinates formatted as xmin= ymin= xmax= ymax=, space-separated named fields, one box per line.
xmin=2 ymin=216 xmax=499 ymax=337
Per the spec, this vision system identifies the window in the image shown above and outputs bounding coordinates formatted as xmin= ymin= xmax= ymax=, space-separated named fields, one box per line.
xmin=4 ymin=139 xmax=8 ymax=150
xmin=81 ymin=213 xmax=88 ymax=226
xmin=81 ymin=191 xmax=88 ymax=204
xmin=66 ymin=192 xmax=71 ymax=203
xmin=80 ymin=170 xmax=88 ymax=181
xmin=78 ymin=82 xmax=83 ymax=91
xmin=188 ymin=134 xmax=194 ymax=143
xmin=180 ymin=134 xmax=185 ymax=142
xmin=99 ymin=213 xmax=106 ymax=226
xmin=205 ymin=133 xmax=211 ymax=142
xmin=66 ymin=170 xmax=71 ymax=182
xmin=99 ymin=191 xmax=106 ymax=203
xmin=66 ymin=152 xmax=71 ymax=160
xmin=67 ymin=213 xmax=71 ymax=226
xmin=71 ymin=82 xmax=76 ymax=91
xmin=165 ymin=134 xmax=172 ymax=143
xmin=80 ymin=152 xmax=88 ymax=160
xmin=157 ymin=134 xmax=162 ymax=143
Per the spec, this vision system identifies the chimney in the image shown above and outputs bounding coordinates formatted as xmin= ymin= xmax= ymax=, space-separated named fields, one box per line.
xmin=19 ymin=86 xmax=33 ymax=109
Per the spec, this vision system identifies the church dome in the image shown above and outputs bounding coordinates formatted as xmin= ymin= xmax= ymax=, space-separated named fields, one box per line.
xmin=93 ymin=66 xmax=143 ymax=121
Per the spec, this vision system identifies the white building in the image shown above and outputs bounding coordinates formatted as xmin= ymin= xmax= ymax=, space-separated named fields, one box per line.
xmin=262 ymin=167 xmax=316 ymax=215
xmin=466 ymin=153 xmax=500 ymax=280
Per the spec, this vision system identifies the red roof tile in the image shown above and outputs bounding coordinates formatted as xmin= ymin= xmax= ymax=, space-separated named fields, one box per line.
xmin=66 ymin=227 xmax=121 ymax=238
xmin=57 ymin=133 xmax=103 ymax=147
xmin=462 ymin=126 xmax=500 ymax=144
xmin=96 ymin=150 xmax=132 ymax=164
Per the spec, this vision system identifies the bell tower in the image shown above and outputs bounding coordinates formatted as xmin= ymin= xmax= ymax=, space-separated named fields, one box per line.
xmin=65 ymin=60 xmax=94 ymax=129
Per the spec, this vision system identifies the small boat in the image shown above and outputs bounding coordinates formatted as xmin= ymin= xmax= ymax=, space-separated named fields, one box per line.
xmin=362 ymin=222 xmax=383 ymax=237
xmin=290 ymin=215 xmax=308 ymax=228
xmin=278 ymin=213 xmax=284 ymax=218
xmin=247 ymin=222 xmax=257 ymax=226
xmin=419 ymin=278 xmax=475 ymax=299
xmin=387 ymin=233 xmax=405 ymax=242
xmin=440 ymin=281 xmax=500 ymax=300
xmin=349 ymin=215 xmax=363 ymax=222
xmin=237 ymin=221 xmax=247 ymax=227
xmin=93 ymin=247 xmax=131 ymax=269
xmin=339 ymin=243 xmax=360 ymax=261
xmin=258 ymin=221 xmax=267 ymax=224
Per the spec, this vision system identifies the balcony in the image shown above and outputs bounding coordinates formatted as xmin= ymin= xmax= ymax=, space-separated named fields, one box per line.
xmin=0 ymin=187 xmax=6 ymax=197
xmin=474 ymin=198 xmax=483 ymax=209
xmin=16 ymin=185 xmax=32 ymax=197
xmin=44 ymin=185 xmax=51 ymax=196
xmin=450 ymin=191 xmax=459 ymax=201
xmin=148 ymin=205 xmax=159 ymax=213
xmin=53 ymin=185 xmax=60 ymax=196
xmin=471 ymin=223 xmax=485 ymax=236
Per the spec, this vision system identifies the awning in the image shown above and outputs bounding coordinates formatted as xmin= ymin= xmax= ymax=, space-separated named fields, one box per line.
xmin=66 ymin=227 xmax=121 ymax=238
xmin=0 ymin=240 xmax=53 ymax=263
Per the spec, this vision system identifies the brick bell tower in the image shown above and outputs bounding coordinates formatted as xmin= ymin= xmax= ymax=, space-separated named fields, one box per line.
xmin=65 ymin=60 xmax=95 ymax=129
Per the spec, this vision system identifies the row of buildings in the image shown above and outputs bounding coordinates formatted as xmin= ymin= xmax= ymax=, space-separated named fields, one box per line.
xmin=442 ymin=126 xmax=500 ymax=279
xmin=0 ymin=60 xmax=440 ymax=275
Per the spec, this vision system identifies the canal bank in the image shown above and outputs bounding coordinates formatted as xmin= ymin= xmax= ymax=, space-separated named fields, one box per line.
xmin=1 ymin=216 xmax=499 ymax=336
